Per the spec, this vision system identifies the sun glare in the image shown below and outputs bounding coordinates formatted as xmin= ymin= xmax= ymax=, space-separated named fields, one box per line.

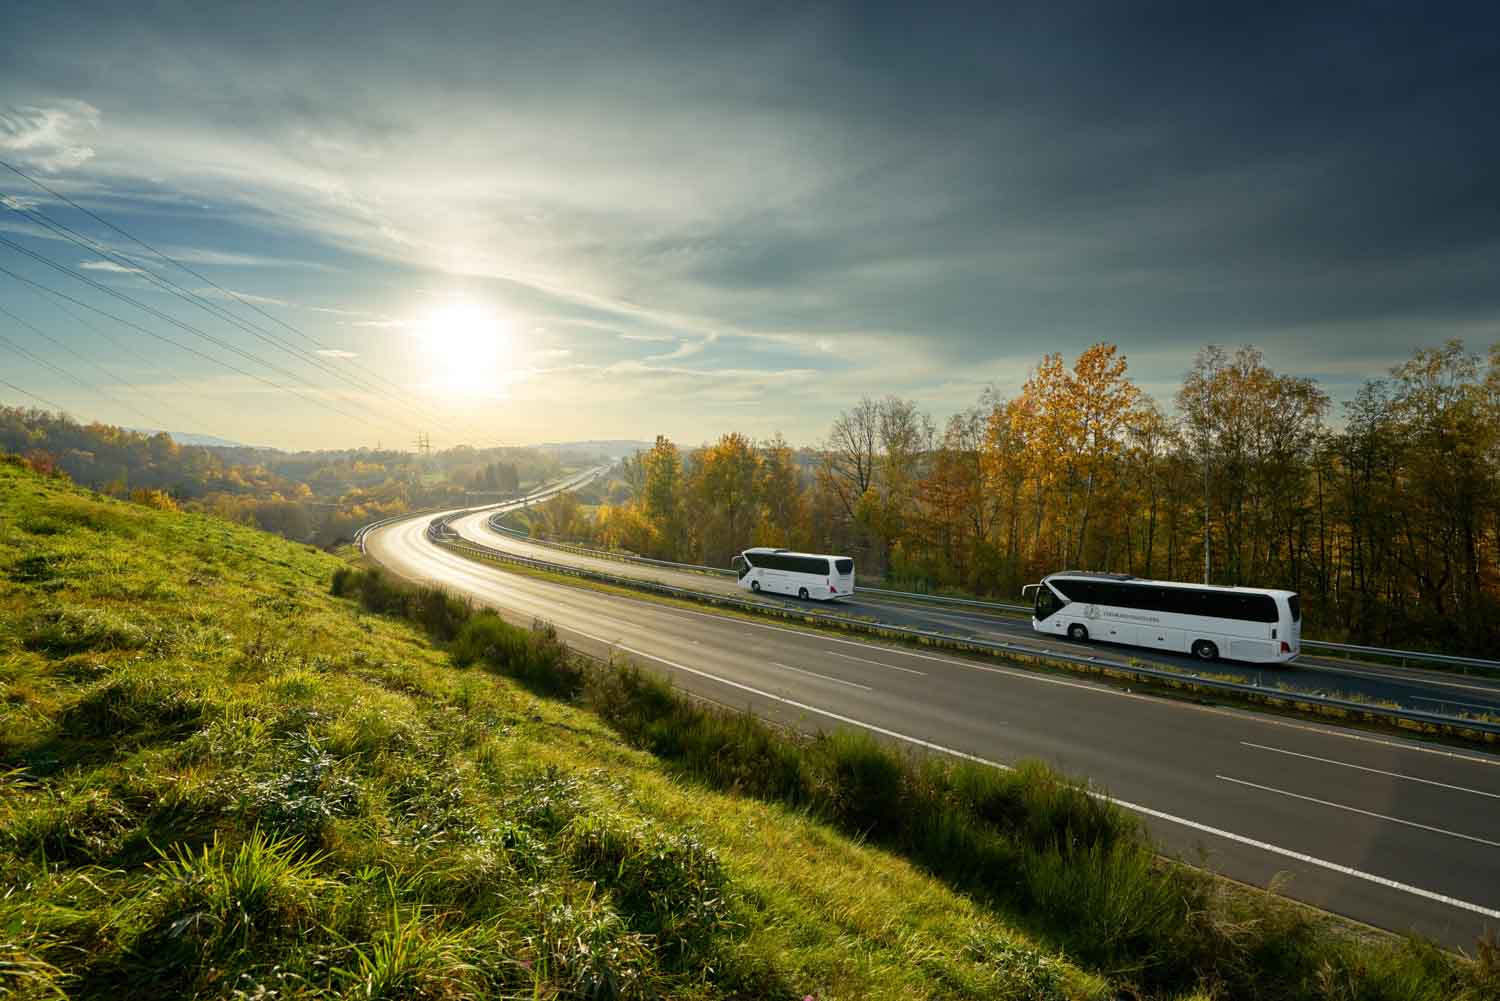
xmin=421 ymin=300 xmax=515 ymax=397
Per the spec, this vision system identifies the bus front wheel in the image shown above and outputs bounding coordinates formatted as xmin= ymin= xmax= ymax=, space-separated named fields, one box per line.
xmin=750 ymin=580 xmax=761 ymax=593
xmin=1067 ymin=624 xmax=1089 ymax=642
xmin=1192 ymin=640 xmax=1219 ymax=662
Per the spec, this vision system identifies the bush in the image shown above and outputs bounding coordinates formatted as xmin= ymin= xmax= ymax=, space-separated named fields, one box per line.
xmin=452 ymin=613 xmax=582 ymax=697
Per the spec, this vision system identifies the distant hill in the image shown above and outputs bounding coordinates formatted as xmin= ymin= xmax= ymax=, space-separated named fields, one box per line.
xmin=127 ymin=428 xmax=268 ymax=449
xmin=532 ymin=438 xmax=652 ymax=460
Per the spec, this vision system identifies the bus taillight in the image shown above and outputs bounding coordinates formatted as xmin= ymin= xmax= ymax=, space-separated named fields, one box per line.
xmin=1280 ymin=641 xmax=1291 ymax=654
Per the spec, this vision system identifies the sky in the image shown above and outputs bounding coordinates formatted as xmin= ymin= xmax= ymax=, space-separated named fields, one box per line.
xmin=1 ymin=1 xmax=1497 ymax=451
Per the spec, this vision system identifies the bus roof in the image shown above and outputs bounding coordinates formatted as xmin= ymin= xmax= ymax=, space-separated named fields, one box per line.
xmin=1044 ymin=572 xmax=1295 ymax=598
xmin=742 ymin=547 xmax=852 ymax=561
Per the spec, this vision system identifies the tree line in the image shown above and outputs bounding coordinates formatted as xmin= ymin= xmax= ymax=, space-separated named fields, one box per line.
xmin=556 ymin=340 xmax=1499 ymax=652
xmin=0 ymin=408 xmax=560 ymax=549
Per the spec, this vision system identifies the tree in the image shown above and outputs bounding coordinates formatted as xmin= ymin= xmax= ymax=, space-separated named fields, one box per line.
xmin=690 ymin=432 xmax=762 ymax=565
xmin=641 ymin=435 xmax=686 ymax=559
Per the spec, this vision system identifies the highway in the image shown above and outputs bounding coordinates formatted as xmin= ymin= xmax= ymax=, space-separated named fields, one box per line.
xmin=366 ymin=498 xmax=1500 ymax=949
xmin=462 ymin=514 xmax=1500 ymax=718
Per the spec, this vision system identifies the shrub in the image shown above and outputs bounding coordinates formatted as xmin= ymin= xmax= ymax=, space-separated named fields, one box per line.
xmin=452 ymin=613 xmax=582 ymax=697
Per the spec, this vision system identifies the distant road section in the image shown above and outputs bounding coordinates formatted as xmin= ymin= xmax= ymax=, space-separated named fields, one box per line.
xmin=365 ymin=491 xmax=1500 ymax=948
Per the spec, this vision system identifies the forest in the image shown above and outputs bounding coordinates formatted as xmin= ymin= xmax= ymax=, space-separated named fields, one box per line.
xmin=0 ymin=407 xmax=559 ymax=547
xmin=547 ymin=340 xmax=1500 ymax=653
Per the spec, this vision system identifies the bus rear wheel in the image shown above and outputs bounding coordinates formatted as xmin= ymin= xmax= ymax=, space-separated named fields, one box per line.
xmin=1192 ymin=640 xmax=1219 ymax=662
xmin=750 ymin=580 xmax=760 ymax=593
xmin=1067 ymin=623 xmax=1089 ymax=641
xmin=798 ymin=587 xmax=809 ymax=600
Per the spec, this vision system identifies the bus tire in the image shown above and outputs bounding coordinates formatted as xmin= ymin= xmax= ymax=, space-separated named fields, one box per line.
xmin=750 ymin=580 xmax=760 ymax=593
xmin=1192 ymin=640 xmax=1219 ymax=662
xmin=1067 ymin=623 xmax=1089 ymax=642
xmin=798 ymin=587 xmax=809 ymax=600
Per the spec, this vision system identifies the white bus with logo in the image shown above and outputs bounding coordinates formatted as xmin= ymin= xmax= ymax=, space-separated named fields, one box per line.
xmin=732 ymin=548 xmax=854 ymax=601
xmin=1024 ymin=571 xmax=1300 ymax=664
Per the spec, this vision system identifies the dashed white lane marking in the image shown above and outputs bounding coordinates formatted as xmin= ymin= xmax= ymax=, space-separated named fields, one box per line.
xmin=771 ymin=662 xmax=873 ymax=691
xmin=1241 ymin=742 xmax=1500 ymax=799
xmin=1217 ymin=774 xmax=1500 ymax=848
xmin=828 ymin=650 xmax=927 ymax=676
xmin=369 ymin=518 xmax=1500 ymax=920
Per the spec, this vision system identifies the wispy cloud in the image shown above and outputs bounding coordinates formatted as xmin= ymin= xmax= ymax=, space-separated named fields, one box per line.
xmin=0 ymin=100 xmax=99 ymax=172
xmin=78 ymin=258 xmax=143 ymax=274
xmin=315 ymin=348 xmax=357 ymax=358
xmin=190 ymin=286 xmax=289 ymax=307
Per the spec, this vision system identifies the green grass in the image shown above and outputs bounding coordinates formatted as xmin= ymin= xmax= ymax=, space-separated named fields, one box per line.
xmin=1 ymin=459 xmax=1495 ymax=1000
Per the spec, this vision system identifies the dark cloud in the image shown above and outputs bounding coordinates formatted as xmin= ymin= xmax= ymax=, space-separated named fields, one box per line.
xmin=4 ymin=0 xmax=1498 ymax=381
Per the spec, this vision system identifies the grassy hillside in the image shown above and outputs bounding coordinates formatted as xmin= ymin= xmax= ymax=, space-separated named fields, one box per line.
xmin=0 ymin=460 xmax=1112 ymax=999
xmin=2 ymin=460 xmax=1494 ymax=1001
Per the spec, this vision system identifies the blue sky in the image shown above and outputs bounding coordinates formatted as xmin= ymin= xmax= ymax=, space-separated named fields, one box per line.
xmin=2 ymin=1 xmax=1497 ymax=450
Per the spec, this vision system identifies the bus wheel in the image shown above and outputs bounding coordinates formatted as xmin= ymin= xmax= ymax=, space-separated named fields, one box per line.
xmin=798 ymin=587 xmax=809 ymax=600
xmin=750 ymin=580 xmax=761 ymax=593
xmin=1192 ymin=640 xmax=1219 ymax=662
xmin=1067 ymin=623 xmax=1089 ymax=641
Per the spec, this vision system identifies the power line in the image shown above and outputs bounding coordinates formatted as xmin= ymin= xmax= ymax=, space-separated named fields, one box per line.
xmin=3 ymin=268 xmax=221 ymax=433
xmin=0 ymin=329 xmax=162 ymax=428
xmin=0 ymin=232 xmax=408 ymax=434
xmin=0 ymin=260 xmax=351 ymax=417
xmin=1 ymin=198 xmax=463 ymax=440
xmin=0 ymin=375 xmax=69 ymax=413
xmin=0 ymin=159 xmax=507 ymax=449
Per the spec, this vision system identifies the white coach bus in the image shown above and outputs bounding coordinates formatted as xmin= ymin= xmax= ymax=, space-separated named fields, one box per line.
xmin=1023 ymin=571 xmax=1301 ymax=664
xmin=732 ymin=548 xmax=855 ymax=601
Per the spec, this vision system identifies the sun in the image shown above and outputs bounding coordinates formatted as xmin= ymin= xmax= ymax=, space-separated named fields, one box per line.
xmin=420 ymin=300 xmax=515 ymax=397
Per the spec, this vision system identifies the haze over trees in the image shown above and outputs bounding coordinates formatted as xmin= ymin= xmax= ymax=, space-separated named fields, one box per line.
xmin=0 ymin=408 xmax=561 ymax=547
xmin=567 ymin=340 xmax=1500 ymax=653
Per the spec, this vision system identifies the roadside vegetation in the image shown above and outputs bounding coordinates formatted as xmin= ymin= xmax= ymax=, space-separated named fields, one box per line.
xmin=3 ymin=461 xmax=1496 ymax=999
xmin=545 ymin=339 xmax=1500 ymax=654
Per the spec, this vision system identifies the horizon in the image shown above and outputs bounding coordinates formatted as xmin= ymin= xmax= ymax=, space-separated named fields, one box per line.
xmin=3 ymin=2 xmax=1498 ymax=451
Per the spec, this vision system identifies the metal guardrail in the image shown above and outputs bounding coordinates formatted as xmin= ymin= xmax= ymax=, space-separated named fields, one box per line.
xmin=1299 ymin=639 xmax=1500 ymax=673
xmin=426 ymin=532 xmax=1500 ymax=737
xmin=476 ymin=520 xmax=1500 ymax=676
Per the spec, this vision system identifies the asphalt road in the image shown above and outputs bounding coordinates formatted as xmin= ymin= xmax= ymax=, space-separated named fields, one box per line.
xmin=463 ymin=515 xmax=1500 ymax=718
xmin=367 ymin=506 xmax=1500 ymax=949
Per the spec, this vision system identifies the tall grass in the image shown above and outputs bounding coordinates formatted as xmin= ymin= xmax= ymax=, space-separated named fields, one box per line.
xmin=331 ymin=564 xmax=1497 ymax=1000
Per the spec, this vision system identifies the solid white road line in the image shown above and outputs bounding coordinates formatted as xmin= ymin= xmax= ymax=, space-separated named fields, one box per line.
xmin=772 ymin=662 xmax=873 ymax=691
xmin=1241 ymin=742 xmax=1500 ymax=799
xmin=1217 ymin=774 xmax=1500 ymax=848
xmin=828 ymin=650 xmax=927 ymax=676
xmin=372 ymin=517 xmax=1500 ymax=920
xmin=604 ymin=643 xmax=1500 ymax=922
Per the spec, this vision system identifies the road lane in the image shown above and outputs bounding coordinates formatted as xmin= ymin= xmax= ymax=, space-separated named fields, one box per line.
xmin=462 ymin=514 xmax=1500 ymax=716
xmin=366 ymin=511 xmax=1500 ymax=947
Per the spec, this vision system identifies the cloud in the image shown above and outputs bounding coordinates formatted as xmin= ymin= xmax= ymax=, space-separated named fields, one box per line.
xmin=0 ymin=100 xmax=99 ymax=172
xmin=346 ymin=318 xmax=407 ymax=328
xmin=191 ymin=286 xmax=290 ymax=307
xmin=3 ymin=3 xmax=1498 ymax=446
xmin=78 ymin=258 xmax=143 ymax=274
xmin=315 ymin=348 xmax=357 ymax=358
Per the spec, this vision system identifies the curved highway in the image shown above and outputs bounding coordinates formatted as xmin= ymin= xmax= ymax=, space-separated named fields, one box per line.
xmin=460 ymin=514 xmax=1500 ymax=718
xmin=366 ymin=497 xmax=1500 ymax=948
